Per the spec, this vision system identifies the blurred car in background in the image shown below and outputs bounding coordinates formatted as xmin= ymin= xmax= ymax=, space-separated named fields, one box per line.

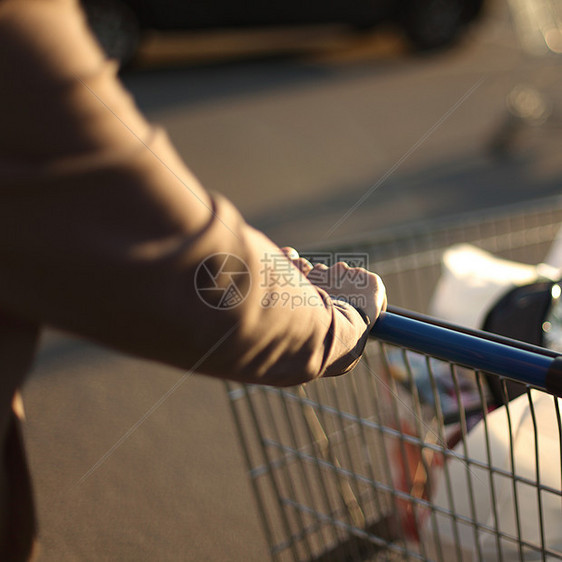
xmin=81 ymin=0 xmax=486 ymax=66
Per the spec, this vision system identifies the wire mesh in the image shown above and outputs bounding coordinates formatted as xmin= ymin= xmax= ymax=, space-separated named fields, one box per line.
xmin=226 ymin=195 xmax=562 ymax=561
xmin=320 ymin=194 xmax=562 ymax=313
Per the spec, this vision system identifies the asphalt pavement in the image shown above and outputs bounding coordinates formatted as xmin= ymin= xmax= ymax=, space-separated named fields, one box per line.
xmin=22 ymin=2 xmax=562 ymax=560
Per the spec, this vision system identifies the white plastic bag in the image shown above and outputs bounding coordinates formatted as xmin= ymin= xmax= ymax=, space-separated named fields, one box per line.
xmin=429 ymin=244 xmax=560 ymax=329
xmin=423 ymin=390 xmax=562 ymax=561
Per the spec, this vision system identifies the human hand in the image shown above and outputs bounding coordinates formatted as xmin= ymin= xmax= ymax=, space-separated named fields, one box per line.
xmin=280 ymin=246 xmax=314 ymax=276
xmin=280 ymin=247 xmax=387 ymax=328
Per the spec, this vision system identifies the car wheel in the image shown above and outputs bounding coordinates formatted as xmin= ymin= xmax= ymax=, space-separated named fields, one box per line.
xmin=81 ymin=0 xmax=140 ymax=67
xmin=402 ymin=0 xmax=467 ymax=51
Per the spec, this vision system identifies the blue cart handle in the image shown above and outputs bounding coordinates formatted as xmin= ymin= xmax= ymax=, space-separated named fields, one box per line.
xmin=370 ymin=307 xmax=562 ymax=397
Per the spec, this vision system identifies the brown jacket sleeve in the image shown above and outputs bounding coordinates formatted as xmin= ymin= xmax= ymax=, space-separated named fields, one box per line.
xmin=0 ymin=0 xmax=370 ymax=387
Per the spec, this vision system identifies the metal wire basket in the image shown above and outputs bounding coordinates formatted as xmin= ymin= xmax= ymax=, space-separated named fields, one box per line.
xmin=226 ymin=195 xmax=562 ymax=561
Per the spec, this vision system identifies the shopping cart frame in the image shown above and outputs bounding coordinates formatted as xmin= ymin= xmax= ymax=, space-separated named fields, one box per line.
xmin=226 ymin=195 xmax=562 ymax=562
xmin=374 ymin=307 xmax=562 ymax=397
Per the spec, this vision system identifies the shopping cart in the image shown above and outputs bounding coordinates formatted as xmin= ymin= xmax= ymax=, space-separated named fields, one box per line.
xmin=226 ymin=195 xmax=562 ymax=561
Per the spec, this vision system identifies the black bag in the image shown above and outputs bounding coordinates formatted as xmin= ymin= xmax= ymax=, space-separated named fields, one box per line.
xmin=482 ymin=280 xmax=557 ymax=404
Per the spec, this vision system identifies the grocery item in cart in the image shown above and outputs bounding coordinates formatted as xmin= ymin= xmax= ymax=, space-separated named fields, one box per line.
xmin=429 ymin=244 xmax=560 ymax=330
xmin=423 ymin=389 xmax=562 ymax=561
xmin=385 ymin=349 xmax=490 ymax=427
xmin=420 ymin=241 xmax=562 ymax=559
